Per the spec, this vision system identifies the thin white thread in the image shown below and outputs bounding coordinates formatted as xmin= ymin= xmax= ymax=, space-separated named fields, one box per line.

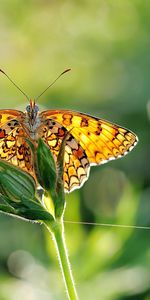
xmin=64 ymin=220 xmax=150 ymax=230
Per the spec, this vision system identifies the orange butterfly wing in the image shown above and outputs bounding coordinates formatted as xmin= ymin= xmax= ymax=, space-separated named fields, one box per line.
xmin=38 ymin=117 xmax=90 ymax=192
xmin=40 ymin=110 xmax=138 ymax=192
xmin=0 ymin=109 xmax=34 ymax=175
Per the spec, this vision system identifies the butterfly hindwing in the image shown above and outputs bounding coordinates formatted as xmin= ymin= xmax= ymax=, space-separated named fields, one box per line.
xmin=39 ymin=118 xmax=90 ymax=192
xmin=0 ymin=110 xmax=33 ymax=175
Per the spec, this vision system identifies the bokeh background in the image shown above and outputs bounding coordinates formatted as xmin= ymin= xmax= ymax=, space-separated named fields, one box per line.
xmin=0 ymin=1 xmax=150 ymax=299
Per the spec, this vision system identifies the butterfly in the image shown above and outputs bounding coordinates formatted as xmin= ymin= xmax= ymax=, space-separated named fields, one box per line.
xmin=0 ymin=100 xmax=138 ymax=192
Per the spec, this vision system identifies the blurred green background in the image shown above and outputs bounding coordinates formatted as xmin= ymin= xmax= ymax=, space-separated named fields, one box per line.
xmin=0 ymin=1 xmax=150 ymax=299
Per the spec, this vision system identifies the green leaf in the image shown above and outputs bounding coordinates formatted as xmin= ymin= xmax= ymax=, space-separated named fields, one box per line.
xmin=35 ymin=139 xmax=57 ymax=195
xmin=54 ymin=133 xmax=67 ymax=218
xmin=35 ymin=137 xmax=67 ymax=219
xmin=0 ymin=160 xmax=54 ymax=221
xmin=0 ymin=203 xmax=17 ymax=215
xmin=18 ymin=196 xmax=54 ymax=221
xmin=0 ymin=189 xmax=54 ymax=221
xmin=0 ymin=160 xmax=36 ymax=202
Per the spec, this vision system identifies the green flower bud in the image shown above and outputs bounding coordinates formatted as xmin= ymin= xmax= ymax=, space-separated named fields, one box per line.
xmin=35 ymin=138 xmax=67 ymax=219
xmin=0 ymin=160 xmax=36 ymax=202
xmin=35 ymin=139 xmax=57 ymax=194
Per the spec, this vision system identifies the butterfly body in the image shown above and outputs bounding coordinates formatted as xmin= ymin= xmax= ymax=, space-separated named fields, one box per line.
xmin=0 ymin=100 xmax=138 ymax=192
xmin=22 ymin=100 xmax=40 ymax=140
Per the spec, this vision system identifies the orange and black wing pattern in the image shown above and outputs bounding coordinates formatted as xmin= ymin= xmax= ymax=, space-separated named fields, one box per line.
xmin=0 ymin=110 xmax=33 ymax=175
xmin=40 ymin=110 xmax=138 ymax=192
xmin=38 ymin=117 xmax=90 ymax=192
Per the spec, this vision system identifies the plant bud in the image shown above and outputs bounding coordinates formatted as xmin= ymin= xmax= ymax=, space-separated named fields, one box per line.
xmin=35 ymin=139 xmax=57 ymax=194
xmin=0 ymin=160 xmax=36 ymax=202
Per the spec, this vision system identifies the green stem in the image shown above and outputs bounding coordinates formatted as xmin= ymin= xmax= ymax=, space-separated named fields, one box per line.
xmin=45 ymin=220 xmax=78 ymax=300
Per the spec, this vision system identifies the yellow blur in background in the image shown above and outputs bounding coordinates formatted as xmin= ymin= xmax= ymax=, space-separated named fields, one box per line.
xmin=0 ymin=1 xmax=150 ymax=300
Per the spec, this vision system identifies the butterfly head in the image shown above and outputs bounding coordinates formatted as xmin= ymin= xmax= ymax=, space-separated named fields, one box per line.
xmin=26 ymin=100 xmax=39 ymax=125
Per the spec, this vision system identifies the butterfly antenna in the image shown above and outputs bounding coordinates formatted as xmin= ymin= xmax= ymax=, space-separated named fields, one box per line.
xmin=35 ymin=68 xmax=71 ymax=101
xmin=0 ymin=69 xmax=30 ymax=101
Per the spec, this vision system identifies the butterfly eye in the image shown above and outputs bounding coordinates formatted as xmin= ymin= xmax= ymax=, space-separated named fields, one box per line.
xmin=26 ymin=105 xmax=30 ymax=112
xmin=34 ymin=105 xmax=39 ymax=113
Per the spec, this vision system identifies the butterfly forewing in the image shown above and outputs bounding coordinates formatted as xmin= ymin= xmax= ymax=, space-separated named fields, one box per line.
xmin=40 ymin=110 xmax=138 ymax=165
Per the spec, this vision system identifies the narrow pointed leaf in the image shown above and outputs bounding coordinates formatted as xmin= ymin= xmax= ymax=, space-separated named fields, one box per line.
xmin=36 ymin=139 xmax=57 ymax=194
